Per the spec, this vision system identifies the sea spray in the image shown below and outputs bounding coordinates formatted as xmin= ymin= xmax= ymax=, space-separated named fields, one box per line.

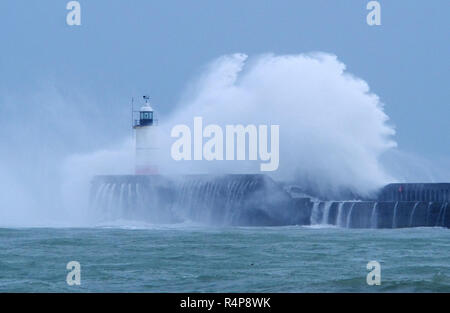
xmin=370 ymin=202 xmax=378 ymax=229
xmin=392 ymin=202 xmax=399 ymax=228
xmin=322 ymin=202 xmax=333 ymax=225
xmin=161 ymin=53 xmax=396 ymax=198
xmin=346 ymin=202 xmax=356 ymax=228
xmin=310 ymin=202 xmax=321 ymax=225
xmin=409 ymin=202 xmax=419 ymax=227
xmin=336 ymin=202 xmax=345 ymax=227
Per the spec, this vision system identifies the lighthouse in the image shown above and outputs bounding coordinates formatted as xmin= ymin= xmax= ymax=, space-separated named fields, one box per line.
xmin=133 ymin=96 xmax=159 ymax=175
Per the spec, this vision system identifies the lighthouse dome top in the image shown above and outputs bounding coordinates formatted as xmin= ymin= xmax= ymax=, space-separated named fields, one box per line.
xmin=140 ymin=105 xmax=153 ymax=112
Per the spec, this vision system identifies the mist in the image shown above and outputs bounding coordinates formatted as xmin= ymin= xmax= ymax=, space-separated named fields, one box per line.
xmin=0 ymin=83 xmax=131 ymax=226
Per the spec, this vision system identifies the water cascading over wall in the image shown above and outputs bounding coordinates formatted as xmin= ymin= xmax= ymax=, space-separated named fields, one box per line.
xmin=90 ymin=174 xmax=309 ymax=226
xmin=90 ymin=175 xmax=450 ymax=228
xmin=308 ymin=201 xmax=449 ymax=228
xmin=89 ymin=175 xmax=175 ymax=223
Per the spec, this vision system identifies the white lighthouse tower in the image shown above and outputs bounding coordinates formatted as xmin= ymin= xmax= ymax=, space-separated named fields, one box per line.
xmin=133 ymin=96 xmax=159 ymax=175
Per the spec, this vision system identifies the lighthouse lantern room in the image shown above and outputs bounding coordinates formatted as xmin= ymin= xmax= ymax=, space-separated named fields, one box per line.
xmin=139 ymin=106 xmax=154 ymax=126
xmin=133 ymin=96 xmax=159 ymax=175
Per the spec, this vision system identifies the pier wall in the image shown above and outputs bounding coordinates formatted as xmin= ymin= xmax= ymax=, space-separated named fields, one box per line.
xmin=90 ymin=175 xmax=449 ymax=228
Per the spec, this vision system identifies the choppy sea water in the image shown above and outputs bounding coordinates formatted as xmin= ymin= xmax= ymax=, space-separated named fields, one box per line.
xmin=0 ymin=224 xmax=449 ymax=292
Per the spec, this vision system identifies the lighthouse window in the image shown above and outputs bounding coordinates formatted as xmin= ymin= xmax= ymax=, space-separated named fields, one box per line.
xmin=140 ymin=112 xmax=153 ymax=120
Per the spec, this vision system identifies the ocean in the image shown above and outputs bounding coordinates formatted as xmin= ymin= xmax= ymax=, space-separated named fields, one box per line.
xmin=0 ymin=224 xmax=449 ymax=292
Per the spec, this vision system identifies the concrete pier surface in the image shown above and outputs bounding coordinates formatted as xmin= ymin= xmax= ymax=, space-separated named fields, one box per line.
xmin=378 ymin=183 xmax=450 ymax=202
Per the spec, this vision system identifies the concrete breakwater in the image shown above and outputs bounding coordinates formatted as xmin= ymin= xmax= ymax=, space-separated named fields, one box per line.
xmin=90 ymin=174 xmax=305 ymax=226
xmin=308 ymin=201 xmax=449 ymax=228
xmin=90 ymin=175 xmax=449 ymax=228
xmin=378 ymin=183 xmax=450 ymax=202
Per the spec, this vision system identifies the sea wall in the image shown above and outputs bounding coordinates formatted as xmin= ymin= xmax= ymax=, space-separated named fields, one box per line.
xmin=309 ymin=201 xmax=449 ymax=228
xmin=90 ymin=175 xmax=449 ymax=228
xmin=90 ymin=174 xmax=309 ymax=226
xmin=378 ymin=183 xmax=450 ymax=202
